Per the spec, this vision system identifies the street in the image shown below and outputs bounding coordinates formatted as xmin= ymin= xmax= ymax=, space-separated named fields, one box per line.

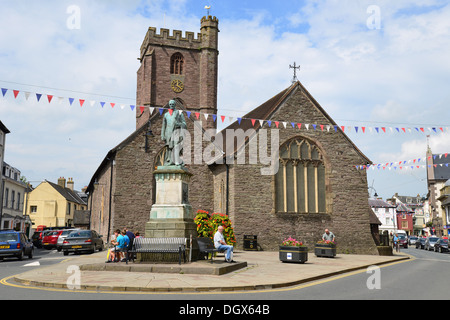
xmin=0 ymin=246 xmax=449 ymax=301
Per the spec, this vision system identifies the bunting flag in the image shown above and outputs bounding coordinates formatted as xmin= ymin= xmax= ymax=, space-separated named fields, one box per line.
xmin=354 ymin=153 xmax=449 ymax=171
xmin=1 ymin=85 xmax=449 ymax=135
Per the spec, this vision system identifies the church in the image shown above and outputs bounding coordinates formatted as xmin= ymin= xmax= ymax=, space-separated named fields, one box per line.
xmin=86 ymin=15 xmax=378 ymax=254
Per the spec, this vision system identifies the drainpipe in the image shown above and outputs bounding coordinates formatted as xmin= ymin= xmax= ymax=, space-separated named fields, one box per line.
xmin=107 ymin=157 xmax=114 ymax=243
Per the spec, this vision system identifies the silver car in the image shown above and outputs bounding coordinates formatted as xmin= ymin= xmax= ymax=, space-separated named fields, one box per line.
xmin=424 ymin=237 xmax=440 ymax=251
xmin=57 ymin=229 xmax=80 ymax=251
xmin=62 ymin=230 xmax=104 ymax=256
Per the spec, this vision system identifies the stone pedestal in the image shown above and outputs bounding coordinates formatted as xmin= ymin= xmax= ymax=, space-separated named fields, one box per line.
xmin=145 ymin=165 xmax=197 ymax=239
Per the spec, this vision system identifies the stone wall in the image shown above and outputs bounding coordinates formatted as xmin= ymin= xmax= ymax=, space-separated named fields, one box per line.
xmin=227 ymin=85 xmax=377 ymax=254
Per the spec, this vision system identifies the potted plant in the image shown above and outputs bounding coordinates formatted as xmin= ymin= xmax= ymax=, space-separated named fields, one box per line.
xmin=279 ymin=237 xmax=308 ymax=263
xmin=314 ymin=240 xmax=336 ymax=258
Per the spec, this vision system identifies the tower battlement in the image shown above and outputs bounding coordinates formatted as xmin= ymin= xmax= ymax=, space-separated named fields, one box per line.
xmin=140 ymin=16 xmax=219 ymax=59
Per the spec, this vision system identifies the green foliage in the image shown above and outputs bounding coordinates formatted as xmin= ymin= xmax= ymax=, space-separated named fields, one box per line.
xmin=210 ymin=213 xmax=236 ymax=246
xmin=194 ymin=210 xmax=214 ymax=238
xmin=194 ymin=210 xmax=236 ymax=246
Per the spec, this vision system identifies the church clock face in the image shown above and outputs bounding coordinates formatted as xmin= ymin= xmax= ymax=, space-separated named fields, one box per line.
xmin=171 ymin=79 xmax=184 ymax=93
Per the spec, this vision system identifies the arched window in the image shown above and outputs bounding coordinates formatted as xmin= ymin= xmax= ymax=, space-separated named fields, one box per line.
xmin=275 ymin=137 xmax=326 ymax=213
xmin=170 ymin=52 xmax=184 ymax=75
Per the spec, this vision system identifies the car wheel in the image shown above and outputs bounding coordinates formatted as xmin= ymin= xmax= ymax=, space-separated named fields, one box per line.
xmin=17 ymin=250 xmax=23 ymax=261
xmin=63 ymin=251 xmax=69 ymax=256
xmin=28 ymin=250 xmax=33 ymax=259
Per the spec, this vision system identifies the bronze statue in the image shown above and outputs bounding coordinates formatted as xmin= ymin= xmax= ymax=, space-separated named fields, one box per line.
xmin=161 ymin=100 xmax=187 ymax=166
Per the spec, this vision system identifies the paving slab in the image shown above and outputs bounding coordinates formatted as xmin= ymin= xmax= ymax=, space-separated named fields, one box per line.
xmin=12 ymin=250 xmax=409 ymax=292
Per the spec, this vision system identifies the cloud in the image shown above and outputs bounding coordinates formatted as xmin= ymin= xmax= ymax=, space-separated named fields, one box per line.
xmin=0 ymin=0 xmax=449 ymax=198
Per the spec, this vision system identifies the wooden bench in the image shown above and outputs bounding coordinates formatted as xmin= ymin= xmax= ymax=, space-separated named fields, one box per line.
xmin=197 ymin=237 xmax=224 ymax=263
xmin=129 ymin=237 xmax=187 ymax=265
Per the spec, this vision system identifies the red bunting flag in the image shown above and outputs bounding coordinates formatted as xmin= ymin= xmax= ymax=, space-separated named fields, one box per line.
xmin=79 ymin=99 xmax=85 ymax=107
xmin=47 ymin=95 xmax=53 ymax=103
xmin=139 ymin=106 xmax=145 ymax=114
xmin=320 ymin=124 xmax=324 ymax=131
xmin=221 ymin=115 xmax=226 ymax=122
xmin=341 ymin=126 xmax=345 ymax=132
xmin=168 ymin=108 xmax=173 ymax=115
xmin=275 ymin=121 xmax=279 ymax=128
xmin=13 ymin=90 xmax=19 ymax=98
xmin=381 ymin=127 xmax=386 ymax=133
xmin=362 ymin=127 xmax=366 ymax=133
xmin=297 ymin=123 xmax=302 ymax=129
xmin=251 ymin=119 xmax=256 ymax=126
xmin=110 ymin=103 xmax=115 ymax=108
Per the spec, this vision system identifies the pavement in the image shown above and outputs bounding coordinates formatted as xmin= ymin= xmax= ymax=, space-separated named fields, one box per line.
xmin=12 ymin=250 xmax=410 ymax=292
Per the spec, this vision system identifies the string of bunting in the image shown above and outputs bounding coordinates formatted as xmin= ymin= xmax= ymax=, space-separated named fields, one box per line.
xmin=355 ymin=152 xmax=449 ymax=171
xmin=1 ymin=86 xmax=449 ymax=134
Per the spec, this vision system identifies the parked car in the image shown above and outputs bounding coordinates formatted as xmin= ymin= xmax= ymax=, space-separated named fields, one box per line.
xmin=0 ymin=229 xmax=34 ymax=261
xmin=416 ymin=237 xmax=426 ymax=249
xmin=62 ymin=230 xmax=104 ymax=256
xmin=397 ymin=235 xmax=408 ymax=248
xmin=57 ymin=229 xmax=80 ymax=252
xmin=434 ymin=238 xmax=449 ymax=253
xmin=409 ymin=236 xmax=418 ymax=245
xmin=424 ymin=236 xmax=440 ymax=251
xmin=42 ymin=230 xmax=64 ymax=250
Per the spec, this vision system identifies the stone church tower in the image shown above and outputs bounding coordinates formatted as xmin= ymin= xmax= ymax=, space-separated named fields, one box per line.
xmin=136 ymin=16 xmax=219 ymax=131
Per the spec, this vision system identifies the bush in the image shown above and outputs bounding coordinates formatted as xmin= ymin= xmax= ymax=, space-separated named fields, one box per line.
xmin=194 ymin=210 xmax=214 ymax=238
xmin=211 ymin=213 xmax=236 ymax=246
xmin=194 ymin=210 xmax=236 ymax=246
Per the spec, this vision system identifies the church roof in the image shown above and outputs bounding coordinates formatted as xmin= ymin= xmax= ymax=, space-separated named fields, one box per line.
xmin=215 ymin=81 xmax=371 ymax=164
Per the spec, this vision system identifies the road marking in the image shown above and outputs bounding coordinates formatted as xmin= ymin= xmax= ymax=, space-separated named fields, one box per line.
xmin=22 ymin=261 xmax=40 ymax=267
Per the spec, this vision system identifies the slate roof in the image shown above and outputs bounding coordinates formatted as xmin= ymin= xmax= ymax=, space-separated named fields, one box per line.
xmin=368 ymin=199 xmax=396 ymax=208
xmin=46 ymin=181 xmax=87 ymax=205
xmin=214 ymin=81 xmax=371 ymax=164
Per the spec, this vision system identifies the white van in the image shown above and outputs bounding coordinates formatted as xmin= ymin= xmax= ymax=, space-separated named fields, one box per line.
xmin=396 ymin=230 xmax=407 ymax=237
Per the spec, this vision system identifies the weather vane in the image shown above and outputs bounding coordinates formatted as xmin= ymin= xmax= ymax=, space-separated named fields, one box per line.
xmin=289 ymin=62 xmax=300 ymax=83
xmin=204 ymin=5 xmax=211 ymax=16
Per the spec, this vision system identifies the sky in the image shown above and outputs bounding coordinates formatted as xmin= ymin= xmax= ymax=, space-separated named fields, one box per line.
xmin=1 ymin=0 xmax=449 ymax=201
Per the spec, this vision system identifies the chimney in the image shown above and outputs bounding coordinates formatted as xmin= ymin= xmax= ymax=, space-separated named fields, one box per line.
xmin=67 ymin=177 xmax=74 ymax=191
xmin=58 ymin=177 xmax=66 ymax=188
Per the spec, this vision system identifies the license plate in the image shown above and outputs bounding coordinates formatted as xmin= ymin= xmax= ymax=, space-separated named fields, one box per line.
xmin=0 ymin=245 xmax=10 ymax=249
xmin=71 ymin=245 xmax=83 ymax=249
xmin=44 ymin=243 xmax=49 ymax=245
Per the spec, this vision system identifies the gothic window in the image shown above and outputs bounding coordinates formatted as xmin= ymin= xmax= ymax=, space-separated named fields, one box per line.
xmin=170 ymin=52 xmax=184 ymax=75
xmin=275 ymin=137 xmax=326 ymax=213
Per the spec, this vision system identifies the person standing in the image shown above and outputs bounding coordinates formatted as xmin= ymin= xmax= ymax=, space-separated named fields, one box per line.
xmin=214 ymin=226 xmax=234 ymax=263
xmin=322 ymin=229 xmax=336 ymax=242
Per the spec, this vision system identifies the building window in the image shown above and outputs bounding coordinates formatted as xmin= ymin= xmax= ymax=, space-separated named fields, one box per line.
xmin=275 ymin=137 xmax=326 ymax=213
xmin=170 ymin=52 xmax=184 ymax=75
xmin=30 ymin=206 xmax=37 ymax=213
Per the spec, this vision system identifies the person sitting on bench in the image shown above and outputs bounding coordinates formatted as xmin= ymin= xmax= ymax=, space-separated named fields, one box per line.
xmin=214 ymin=226 xmax=234 ymax=263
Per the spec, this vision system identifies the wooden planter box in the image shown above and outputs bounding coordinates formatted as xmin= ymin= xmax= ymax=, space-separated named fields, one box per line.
xmin=314 ymin=243 xmax=336 ymax=258
xmin=279 ymin=246 xmax=308 ymax=264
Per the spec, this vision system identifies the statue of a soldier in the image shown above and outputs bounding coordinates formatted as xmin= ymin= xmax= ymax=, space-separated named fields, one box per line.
xmin=161 ymin=100 xmax=187 ymax=166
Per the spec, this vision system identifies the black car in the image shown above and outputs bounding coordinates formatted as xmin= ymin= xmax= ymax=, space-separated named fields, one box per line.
xmin=0 ymin=230 xmax=34 ymax=261
xmin=416 ymin=237 xmax=426 ymax=249
xmin=434 ymin=238 xmax=449 ymax=253
xmin=62 ymin=230 xmax=104 ymax=256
